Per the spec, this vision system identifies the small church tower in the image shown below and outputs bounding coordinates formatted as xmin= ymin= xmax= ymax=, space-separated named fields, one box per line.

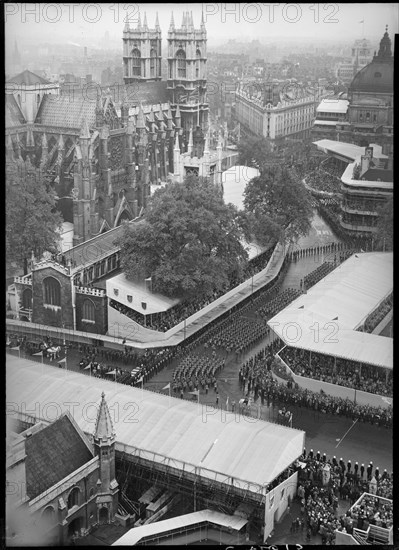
xmin=93 ymin=392 xmax=119 ymax=525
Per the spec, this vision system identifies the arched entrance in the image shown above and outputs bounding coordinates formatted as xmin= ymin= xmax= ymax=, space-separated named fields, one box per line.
xmin=99 ymin=506 xmax=109 ymax=525
xmin=68 ymin=517 xmax=82 ymax=538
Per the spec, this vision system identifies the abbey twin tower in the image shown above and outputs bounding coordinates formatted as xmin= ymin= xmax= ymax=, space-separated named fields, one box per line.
xmin=5 ymin=11 xmax=214 ymax=247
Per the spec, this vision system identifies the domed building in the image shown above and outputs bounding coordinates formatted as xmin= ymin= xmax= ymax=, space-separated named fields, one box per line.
xmin=337 ymin=27 xmax=393 ymax=155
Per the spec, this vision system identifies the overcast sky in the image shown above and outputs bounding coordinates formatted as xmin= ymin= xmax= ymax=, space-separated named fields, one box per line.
xmin=5 ymin=3 xmax=399 ymax=48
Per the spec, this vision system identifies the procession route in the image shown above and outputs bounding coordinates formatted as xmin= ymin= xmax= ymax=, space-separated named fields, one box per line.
xmin=335 ymin=419 xmax=358 ymax=448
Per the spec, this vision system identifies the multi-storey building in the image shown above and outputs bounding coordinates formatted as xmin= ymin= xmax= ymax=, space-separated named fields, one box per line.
xmin=336 ymin=38 xmax=374 ymax=85
xmin=313 ymin=28 xmax=393 ymax=154
xmin=337 ymin=28 xmax=393 ymax=155
xmin=233 ymin=80 xmax=328 ymax=140
xmin=340 ymin=145 xmax=393 ymax=235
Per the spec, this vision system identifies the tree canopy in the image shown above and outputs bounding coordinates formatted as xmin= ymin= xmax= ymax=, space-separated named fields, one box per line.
xmin=243 ymin=165 xmax=313 ymax=244
xmin=118 ymin=176 xmax=248 ymax=299
xmin=6 ymin=159 xmax=63 ymax=274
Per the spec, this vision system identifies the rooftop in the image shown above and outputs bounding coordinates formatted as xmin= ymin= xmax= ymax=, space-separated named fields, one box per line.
xmin=316 ymin=99 xmax=349 ymax=114
xmin=7 ymin=356 xmax=305 ymax=492
xmin=106 ymin=272 xmax=180 ymax=315
xmin=7 ymin=69 xmax=51 ymax=86
xmin=24 ymin=413 xmax=93 ymax=499
xmin=268 ymin=252 xmax=393 ymax=370
xmin=313 ymin=140 xmax=387 ymax=162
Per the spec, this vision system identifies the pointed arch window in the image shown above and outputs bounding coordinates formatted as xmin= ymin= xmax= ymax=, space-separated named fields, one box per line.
xmin=43 ymin=277 xmax=61 ymax=306
xmin=176 ymin=50 xmax=186 ymax=78
xmin=150 ymin=49 xmax=157 ymax=78
xmin=82 ymin=299 xmax=95 ymax=322
xmin=196 ymin=49 xmax=201 ymax=78
xmin=132 ymin=49 xmax=141 ymax=77
xmin=22 ymin=288 xmax=32 ymax=310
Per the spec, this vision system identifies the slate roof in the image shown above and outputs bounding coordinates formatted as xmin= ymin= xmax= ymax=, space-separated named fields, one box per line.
xmin=64 ymin=221 xmax=137 ymax=269
xmin=25 ymin=413 xmax=93 ymax=500
xmin=7 ymin=69 xmax=51 ymax=85
xmin=5 ymin=95 xmax=26 ymax=128
xmin=35 ymin=94 xmax=97 ymax=130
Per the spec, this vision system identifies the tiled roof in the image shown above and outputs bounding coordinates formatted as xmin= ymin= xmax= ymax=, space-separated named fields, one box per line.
xmin=5 ymin=95 xmax=26 ymax=128
xmin=25 ymin=413 xmax=93 ymax=500
xmin=35 ymin=94 xmax=97 ymax=130
xmin=7 ymin=69 xmax=51 ymax=85
xmin=64 ymin=221 xmax=138 ymax=268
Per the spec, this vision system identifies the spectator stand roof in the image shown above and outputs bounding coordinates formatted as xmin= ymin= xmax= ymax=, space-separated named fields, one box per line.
xmin=268 ymin=253 xmax=393 ymax=369
xmin=312 ymin=140 xmax=388 ymax=163
xmin=316 ymin=99 xmax=349 ymax=114
xmin=106 ymin=272 xmax=180 ymax=315
xmin=112 ymin=510 xmax=248 ymax=546
xmin=7 ymin=356 xmax=305 ymax=494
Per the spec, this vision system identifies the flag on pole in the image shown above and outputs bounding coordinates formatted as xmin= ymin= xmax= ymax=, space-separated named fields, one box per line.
xmin=84 ymin=362 xmax=92 ymax=370
xmin=189 ymin=390 xmax=199 ymax=396
xmin=33 ymin=351 xmax=43 ymax=356
xmin=10 ymin=346 xmax=20 ymax=351
xmin=106 ymin=369 xmax=117 ymax=375
xmin=58 ymin=357 xmax=67 ymax=364
xmin=226 ymin=396 xmax=229 ymax=408
xmin=162 ymin=383 xmax=171 ymax=390
xmin=137 ymin=376 xmax=144 ymax=384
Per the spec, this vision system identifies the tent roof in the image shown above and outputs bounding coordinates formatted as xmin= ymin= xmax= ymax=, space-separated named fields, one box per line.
xmin=112 ymin=509 xmax=248 ymax=545
xmin=268 ymin=253 xmax=392 ymax=369
xmin=106 ymin=272 xmax=180 ymax=314
xmin=316 ymin=99 xmax=349 ymax=114
xmin=7 ymin=356 xmax=304 ymax=491
xmin=312 ymin=139 xmax=387 ymax=161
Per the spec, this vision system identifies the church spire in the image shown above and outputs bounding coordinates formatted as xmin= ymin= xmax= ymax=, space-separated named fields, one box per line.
xmin=94 ymin=392 xmax=116 ymax=443
xmin=155 ymin=12 xmax=160 ymax=30
xmin=201 ymin=7 xmax=205 ymax=29
xmin=123 ymin=15 xmax=130 ymax=32
xmin=136 ymin=11 xmax=141 ymax=30
xmin=169 ymin=11 xmax=175 ymax=31
xmin=136 ymin=103 xmax=146 ymax=129
xmin=143 ymin=12 xmax=148 ymax=30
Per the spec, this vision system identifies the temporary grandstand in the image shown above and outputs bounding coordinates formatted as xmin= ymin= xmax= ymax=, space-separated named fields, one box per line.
xmin=268 ymin=252 xmax=393 ymax=406
xmin=7 ymin=356 xmax=305 ymax=541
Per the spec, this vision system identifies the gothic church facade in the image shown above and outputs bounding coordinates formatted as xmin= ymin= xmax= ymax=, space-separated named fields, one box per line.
xmin=5 ymin=11 xmax=210 ymax=247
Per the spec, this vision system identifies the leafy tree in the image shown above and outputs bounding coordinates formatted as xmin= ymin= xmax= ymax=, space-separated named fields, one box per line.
xmin=243 ymin=165 xmax=313 ymax=244
xmin=237 ymin=135 xmax=273 ymax=170
xmin=118 ymin=176 xmax=248 ymax=299
xmin=6 ymin=158 xmax=63 ymax=274
xmin=374 ymin=198 xmax=393 ymax=251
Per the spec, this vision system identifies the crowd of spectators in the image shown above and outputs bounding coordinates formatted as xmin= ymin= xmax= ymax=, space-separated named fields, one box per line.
xmin=359 ymin=292 xmax=393 ymax=333
xmin=278 ymin=347 xmax=392 ymax=397
xmin=109 ymin=245 xmax=277 ymax=333
xmin=294 ymin=450 xmax=393 ymax=544
xmin=303 ymin=261 xmax=335 ymax=289
xmin=305 ymin=166 xmax=342 ymax=195
xmin=235 ymin=346 xmax=392 ymax=426
xmin=172 ymin=353 xmax=225 ymax=395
